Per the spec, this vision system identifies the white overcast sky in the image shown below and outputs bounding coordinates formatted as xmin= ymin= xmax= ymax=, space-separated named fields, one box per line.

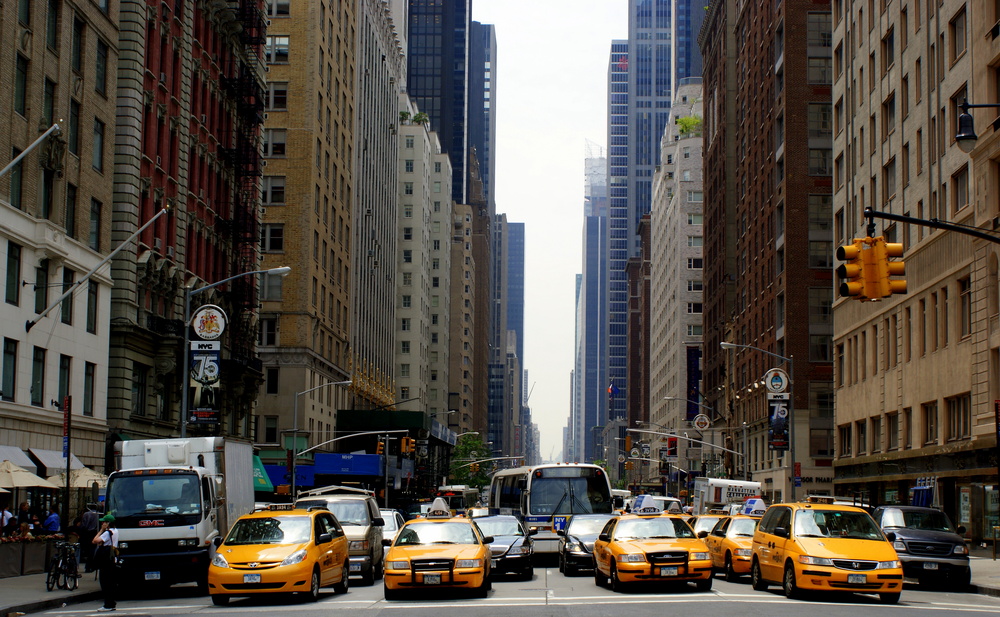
xmin=472 ymin=1 xmax=629 ymax=461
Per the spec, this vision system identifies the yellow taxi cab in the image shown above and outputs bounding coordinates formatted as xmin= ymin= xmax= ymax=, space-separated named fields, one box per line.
xmin=592 ymin=495 xmax=713 ymax=592
xmin=704 ymin=514 xmax=759 ymax=581
xmin=382 ymin=497 xmax=493 ymax=600
xmin=208 ymin=504 xmax=350 ymax=605
xmin=750 ymin=496 xmax=903 ymax=604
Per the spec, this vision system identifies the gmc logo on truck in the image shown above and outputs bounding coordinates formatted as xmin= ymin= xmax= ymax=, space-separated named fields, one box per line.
xmin=139 ymin=520 xmax=164 ymax=527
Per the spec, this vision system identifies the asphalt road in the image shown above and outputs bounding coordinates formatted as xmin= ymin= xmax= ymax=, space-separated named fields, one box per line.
xmin=33 ymin=564 xmax=1000 ymax=617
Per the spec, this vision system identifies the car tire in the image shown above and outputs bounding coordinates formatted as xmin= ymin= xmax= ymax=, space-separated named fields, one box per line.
xmin=724 ymin=554 xmax=739 ymax=582
xmin=211 ymin=594 xmax=230 ymax=606
xmin=879 ymin=592 xmax=901 ymax=605
xmin=306 ymin=569 xmax=321 ymax=602
xmin=476 ymin=576 xmax=490 ymax=598
xmin=558 ymin=554 xmax=565 ymax=573
xmin=196 ymin=573 xmax=209 ymax=597
xmin=383 ymin=584 xmax=402 ymax=601
xmin=333 ymin=560 xmax=350 ymax=594
xmin=374 ymin=552 xmax=384 ymax=580
xmin=594 ymin=565 xmax=607 ymax=587
xmin=610 ymin=563 xmax=626 ymax=593
xmin=751 ymin=559 xmax=768 ymax=591
xmin=782 ymin=563 xmax=800 ymax=599
xmin=695 ymin=576 xmax=713 ymax=592
xmin=360 ymin=562 xmax=375 ymax=586
xmin=522 ymin=566 xmax=533 ymax=581
xmin=953 ymin=567 xmax=972 ymax=591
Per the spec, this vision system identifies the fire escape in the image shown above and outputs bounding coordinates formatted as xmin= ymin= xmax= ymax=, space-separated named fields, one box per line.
xmin=219 ymin=0 xmax=267 ymax=371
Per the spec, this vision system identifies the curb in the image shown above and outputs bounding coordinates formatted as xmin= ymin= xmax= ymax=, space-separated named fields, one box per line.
xmin=970 ymin=583 xmax=1000 ymax=599
xmin=4 ymin=590 xmax=102 ymax=617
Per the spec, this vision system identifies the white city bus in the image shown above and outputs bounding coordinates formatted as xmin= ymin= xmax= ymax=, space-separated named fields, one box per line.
xmin=489 ymin=463 xmax=613 ymax=553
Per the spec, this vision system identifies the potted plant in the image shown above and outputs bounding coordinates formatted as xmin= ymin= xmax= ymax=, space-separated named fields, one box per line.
xmin=0 ymin=537 xmax=22 ymax=578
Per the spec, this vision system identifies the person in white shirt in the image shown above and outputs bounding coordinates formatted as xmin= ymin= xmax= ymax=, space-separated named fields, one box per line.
xmin=0 ymin=505 xmax=14 ymax=535
xmin=91 ymin=514 xmax=119 ymax=611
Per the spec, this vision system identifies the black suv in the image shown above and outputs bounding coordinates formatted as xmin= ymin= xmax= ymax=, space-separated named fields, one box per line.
xmin=871 ymin=505 xmax=970 ymax=589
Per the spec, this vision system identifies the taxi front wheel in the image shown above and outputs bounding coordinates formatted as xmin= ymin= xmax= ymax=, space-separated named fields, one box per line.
xmin=782 ymin=563 xmax=800 ymax=599
xmin=211 ymin=595 xmax=230 ymax=606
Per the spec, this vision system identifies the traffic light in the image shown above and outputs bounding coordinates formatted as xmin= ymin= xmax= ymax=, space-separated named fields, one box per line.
xmin=625 ymin=461 xmax=633 ymax=470
xmin=470 ymin=462 xmax=480 ymax=473
xmin=872 ymin=236 xmax=907 ymax=297
xmin=667 ymin=436 xmax=678 ymax=459
xmin=836 ymin=238 xmax=870 ymax=299
xmin=401 ymin=437 xmax=414 ymax=454
xmin=376 ymin=440 xmax=384 ymax=455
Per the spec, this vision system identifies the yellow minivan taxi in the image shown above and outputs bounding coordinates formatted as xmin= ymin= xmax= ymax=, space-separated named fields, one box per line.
xmin=593 ymin=495 xmax=713 ymax=592
xmin=382 ymin=498 xmax=493 ymax=600
xmin=704 ymin=514 xmax=759 ymax=581
xmin=750 ymin=497 xmax=903 ymax=604
xmin=208 ymin=504 xmax=350 ymax=605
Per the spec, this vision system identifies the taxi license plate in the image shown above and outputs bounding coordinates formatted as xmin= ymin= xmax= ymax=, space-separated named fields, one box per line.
xmin=659 ymin=567 xmax=678 ymax=577
xmin=423 ymin=574 xmax=441 ymax=585
xmin=923 ymin=562 xmax=939 ymax=570
xmin=349 ymin=563 xmax=361 ymax=572
xmin=243 ymin=573 xmax=261 ymax=584
xmin=848 ymin=574 xmax=867 ymax=584
xmin=144 ymin=572 xmax=160 ymax=581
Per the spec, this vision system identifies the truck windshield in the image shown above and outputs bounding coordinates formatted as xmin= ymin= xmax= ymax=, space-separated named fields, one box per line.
xmin=106 ymin=473 xmax=203 ymax=525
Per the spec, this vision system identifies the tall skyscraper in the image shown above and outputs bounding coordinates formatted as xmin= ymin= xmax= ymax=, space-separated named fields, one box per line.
xmin=507 ymin=223 xmax=525 ymax=369
xmin=468 ymin=22 xmax=497 ymax=212
xmin=407 ymin=0 xmax=470 ymax=204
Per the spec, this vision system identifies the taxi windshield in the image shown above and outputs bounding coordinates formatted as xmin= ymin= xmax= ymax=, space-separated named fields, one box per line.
xmin=728 ymin=518 xmax=758 ymax=537
xmin=474 ymin=519 xmax=523 ymax=537
xmin=395 ymin=522 xmax=479 ymax=545
xmin=794 ymin=509 xmax=883 ymax=540
xmin=225 ymin=516 xmax=311 ymax=545
xmin=615 ymin=517 xmax=695 ymax=540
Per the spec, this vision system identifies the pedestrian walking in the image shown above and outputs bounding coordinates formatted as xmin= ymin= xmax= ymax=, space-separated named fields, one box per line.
xmin=81 ymin=504 xmax=100 ymax=570
xmin=91 ymin=514 xmax=119 ymax=612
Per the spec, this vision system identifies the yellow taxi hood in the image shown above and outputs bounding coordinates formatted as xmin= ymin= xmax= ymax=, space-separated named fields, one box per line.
xmin=727 ymin=535 xmax=754 ymax=549
xmin=794 ymin=537 xmax=898 ymax=561
xmin=387 ymin=545 xmax=484 ymax=561
xmin=616 ymin=537 xmax=708 ymax=553
xmin=218 ymin=542 xmax=308 ymax=563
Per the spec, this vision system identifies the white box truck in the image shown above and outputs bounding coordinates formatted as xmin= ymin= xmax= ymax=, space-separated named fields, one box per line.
xmin=691 ymin=478 xmax=762 ymax=515
xmin=105 ymin=437 xmax=254 ymax=592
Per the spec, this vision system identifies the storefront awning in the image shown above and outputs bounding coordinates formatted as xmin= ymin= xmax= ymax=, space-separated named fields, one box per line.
xmin=252 ymin=455 xmax=274 ymax=492
xmin=28 ymin=448 xmax=85 ymax=476
xmin=0 ymin=445 xmax=38 ymax=474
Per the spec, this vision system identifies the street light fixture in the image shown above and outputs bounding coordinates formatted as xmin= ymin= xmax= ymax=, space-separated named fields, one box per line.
xmin=180 ymin=266 xmax=291 ymax=438
xmin=955 ymin=98 xmax=1000 ymax=153
xmin=720 ymin=341 xmax=794 ymax=498
xmin=290 ymin=379 xmax=352 ymax=497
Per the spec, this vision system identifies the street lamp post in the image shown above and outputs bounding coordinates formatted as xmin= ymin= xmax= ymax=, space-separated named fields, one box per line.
xmin=180 ymin=266 xmax=290 ymax=438
xmin=720 ymin=341 xmax=795 ymax=500
xmin=290 ymin=379 xmax=352 ymax=498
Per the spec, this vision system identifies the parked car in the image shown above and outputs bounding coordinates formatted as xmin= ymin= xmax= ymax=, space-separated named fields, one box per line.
xmin=871 ymin=505 xmax=971 ymax=589
xmin=557 ymin=513 xmax=617 ymax=575
xmin=473 ymin=515 xmax=535 ymax=579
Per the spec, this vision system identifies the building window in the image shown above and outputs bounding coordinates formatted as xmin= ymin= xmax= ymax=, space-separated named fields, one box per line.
xmin=265 ymin=367 xmax=279 ymax=394
xmin=881 ymin=28 xmax=895 ymax=74
xmin=687 ymin=236 xmax=703 ymax=247
xmin=686 ymin=303 xmax=703 ymax=314
xmin=404 ymin=182 xmax=414 ymax=195
xmin=31 ymin=347 xmax=46 ymax=407
xmin=266 ymin=82 xmax=288 ymax=110
xmin=686 ymin=324 xmax=703 ymax=336
xmin=808 ymin=148 xmax=832 ymax=175
xmin=401 ymin=295 xmax=411 ymax=308
xmin=838 ymin=425 xmax=851 ymax=456
xmin=401 ymin=318 xmax=411 ymax=331
xmin=922 ymin=401 xmax=938 ymax=445
xmin=1 ymin=338 xmax=16 ymax=401
xmin=65 ymin=184 xmax=77 ymax=238
xmin=34 ymin=259 xmax=50 ymax=314
xmin=402 ymin=250 xmax=412 ymax=263
xmin=400 ymin=341 xmax=410 ymax=354
xmin=950 ymin=7 xmax=967 ymax=62
xmin=261 ymin=272 xmax=284 ymax=301
xmin=687 ymin=280 xmax=703 ymax=292
xmin=886 ymin=412 xmax=899 ymax=450
xmin=265 ymin=36 xmax=289 ymax=63
xmin=95 ymin=39 xmax=108 ymax=96
xmin=131 ymin=362 xmax=148 ymax=416
xmin=261 ymin=224 xmax=284 ymax=252
xmin=86 ymin=281 xmax=98 ymax=334
xmin=71 ymin=18 xmax=84 ymax=73
xmin=946 ymin=394 xmax=971 ymax=441
xmin=870 ymin=416 xmax=882 ymax=453
xmin=89 ymin=199 xmax=102 ymax=250
xmin=403 ymin=205 xmax=413 ymax=218
xmin=46 ymin=0 xmax=58 ymax=48
xmin=405 ymin=136 xmax=414 ymax=148
xmin=262 ymin=176 xmax=286 ymax=205
xmin=61 ymin=268 xmax=74 ymax=324
xmin=14 ymin=55 xmax=28 ymax=116
xmin=403 ymin=227 xmax=413 ymax=240
xmin=259 ymin=318 xmax=277 ymax=345
xmin=265 ymin=0 xmax=290 ymax=17
xmin=405 ymin=160 xmax=414 ymax=173
xmin=58 ymin=354 xmax=71 ymax=405
xmin=92 ymin=119 xmax=105 ymax=172
xmin=687 ymin=258 xmax=703 ymax=269
xmin=807 ymin=103 xmax=832 ymax=139
xmin=808 ymin=57 xmax=833 ymax=83
xmin=83 ymin=362 xmax=95 ymax=416
xmin=402 ymin=272 xmax=412 ymax=286
xmin=960 ymin=277 xmax=972 ymax=337
xmin=400 ymin=364 xmax=410 ymax=377
xmin=855 ymin=420 xmax=867 ymax=454
xmin=952 ymin=166 xmax=969 ymax=213
xmin=263 ymin=129 xmax=286 ymax=156
xmin=6 ymin=242 xmax=22 ymax=306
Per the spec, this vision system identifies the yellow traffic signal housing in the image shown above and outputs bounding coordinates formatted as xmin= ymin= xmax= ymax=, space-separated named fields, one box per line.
xmin=625 ymin=436 xmax=632 ymax=451
xmin=878 ymin=238 xmax=907 ymax=296
xmin=376 ymin=440 xmax=385 ymax=455
xmin=470 ymin=462 xmax=479 ymax=473
xmin=836 ymin=239 xmax=869 ymax=298
xmin=400 ymin=437 xmax=413 ymax=454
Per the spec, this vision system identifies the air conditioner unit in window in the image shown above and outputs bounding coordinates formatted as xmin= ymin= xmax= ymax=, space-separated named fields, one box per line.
xmin=159 ymin=72 xmax=167 ymax=82
xmin=166 ymin=246 xmax=174 ymax=258
xmin=153 ymin=238 xmax=162 ymax=250
xmin=200 ymin=114 xmax=206 ymax=123
xmin=156 ymin=156 xmax=162 ymax=166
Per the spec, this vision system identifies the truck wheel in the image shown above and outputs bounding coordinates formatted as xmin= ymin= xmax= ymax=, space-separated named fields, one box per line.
xmin=333 ymin=560 xmax=350 ymax=594
xmin=211 ymin=594 xmax=230 ymax=606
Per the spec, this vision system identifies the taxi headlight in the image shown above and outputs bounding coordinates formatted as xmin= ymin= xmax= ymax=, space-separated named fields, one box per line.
xmin=734 ymin=548 xmax=753 ymax=557
xmin=349 ymin=540 xmax=370 ymax=551
xmin=690 ymin=552 xmax=710 ymax=561
xmin=281 ymin=549 xmax=308 ymax=566
xmin=456 ymin=559 xmax=483 ymax=568
xmin=877 ymin=560 xmax=901 ymax=569
xmin=617 ymin=553 xmax=646 ymax=563
xmin=892 ymin=540 xmax=907 ymax=551
xmin=798 ymin=555 xmax=834 ymax=566
xmin=954 ymin=544 xmax=969 ymax=555
xmin=564 ymin=541 xmax=584 ymax=552
xmin=388 ymin=561 xmax=410 ymax=570
xmin=211 ymin=553 xmax=229 ymax=568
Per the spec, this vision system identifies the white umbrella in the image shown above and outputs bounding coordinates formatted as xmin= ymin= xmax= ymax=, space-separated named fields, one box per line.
xmin=0 ymin=486 xmax=8 ymax=493
xmin=0 ymin=459 xmax=60 ymax=489
xmin=47 ymin=467 xmax=108 ymax=489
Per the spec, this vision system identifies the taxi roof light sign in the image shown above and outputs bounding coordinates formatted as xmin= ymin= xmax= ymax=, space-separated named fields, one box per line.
xmin=631 ymin=494 xmax=662 ymax=515
xmin=426 ymin=497 xmax=453 ymax=518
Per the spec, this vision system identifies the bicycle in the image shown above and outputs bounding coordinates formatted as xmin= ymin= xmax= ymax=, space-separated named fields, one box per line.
xmin=46 ymin=541 xmax=80 ymax=591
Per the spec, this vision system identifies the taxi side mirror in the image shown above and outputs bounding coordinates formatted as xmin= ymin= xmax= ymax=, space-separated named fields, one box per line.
xmin=482 ymin=536 xmax=495 ymax=544
xmin=697 ymin=530 xmax=708 ymax=539
xmin=527 ymin=529 xmax=538 ymax=536
xmin=382 ymin=538 xmax=392 ymax=547
xmin=773 ymin=527 xmax=788 ymax=538
xmin=212 ymin=536 xmax=223 ymax=548
xmin=318 ymin=532 xmax=333 ymax=544
xmin=598 ymin=533 xmax=610 ymax=542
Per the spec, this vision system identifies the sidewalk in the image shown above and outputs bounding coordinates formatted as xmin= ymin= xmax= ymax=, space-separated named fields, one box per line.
xmin=1 ymin=551 xmax=999 ymax=615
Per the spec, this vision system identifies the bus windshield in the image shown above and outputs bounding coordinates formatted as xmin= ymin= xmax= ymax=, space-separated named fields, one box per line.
xmin=529 ymin=476 xmax=612 ymax=515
